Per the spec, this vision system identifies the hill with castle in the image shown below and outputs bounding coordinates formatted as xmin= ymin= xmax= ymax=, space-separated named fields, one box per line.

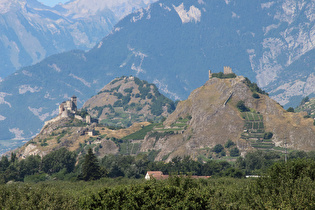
xmin=12 ymin=69 xmax=315 ymax=161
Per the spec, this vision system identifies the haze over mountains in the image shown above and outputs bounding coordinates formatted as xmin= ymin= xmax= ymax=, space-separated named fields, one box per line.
xmin=0 ymin=0 xmax=314 ymax=153
xmin=0 ymin=0 xmax=157 ymax=78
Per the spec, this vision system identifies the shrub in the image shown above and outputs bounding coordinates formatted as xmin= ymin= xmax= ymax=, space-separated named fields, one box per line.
xmin=286 ymin=107 xmax=294 ymax=112
xmin=212 ymin=72 xmax=237 ymax=79
xmin=243 ymin=77 xmax=268 ymax=95
xmin=225 ymin=139 xmax=235 ymax=148
xmin=221 ymin=150 xmax=226 ymax=156
xmin=213 ymin=144 xmax=224 ymax=153
xmin=263 ymin=132 xmax=273 ymax=139
xmin=236 ymin=101 xmax=250 ymax=112
xmin=124 ymin=87 xmax=133 ymax=93
xmin=252 ymin=92 xmax=260 ymax=99
xmin=230 ymin=147 xmax=240 ymax=157
xmin=113 ymin=100 xmax=123 ymax=107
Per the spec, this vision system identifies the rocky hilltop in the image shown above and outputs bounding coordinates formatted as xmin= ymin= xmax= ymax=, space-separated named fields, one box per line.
xmin=83 ymin=76 xmax=175 ymax=127
xmin=139 ymin=74 xmax=315 ymax=161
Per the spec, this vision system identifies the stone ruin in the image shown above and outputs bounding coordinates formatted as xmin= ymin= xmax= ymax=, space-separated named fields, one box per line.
xmin=209 ymin=66 xmax=233 ymax=79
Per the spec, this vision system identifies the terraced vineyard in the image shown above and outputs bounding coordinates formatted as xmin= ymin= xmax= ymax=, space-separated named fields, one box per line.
xmin=155 ymin=117 xmax=190 ymax=132
xmin=241 ymin=112 xmax=275 ymax=150
xmin=119 ymin=116 xmax=191 ymax=155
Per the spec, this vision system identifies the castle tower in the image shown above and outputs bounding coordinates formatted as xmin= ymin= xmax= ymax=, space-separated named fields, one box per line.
xmin=86 ymin=115 xmax=91 ymax=124
xmin=223 ymin=66 xmax=233 ymax=74
xmin=59 ymin=103 xmax=65 ymax=115
xmin=70 ymin=95 xmax=77 ymax=112
xmin=209 ymin=70 xmax=212 ymax=79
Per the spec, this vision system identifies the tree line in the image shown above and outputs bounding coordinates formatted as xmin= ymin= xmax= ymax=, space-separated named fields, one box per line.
xmin=1 ymin=147 xmax=315 ymax=183
xmin=0 ymin=158 xmax=314 ymax=209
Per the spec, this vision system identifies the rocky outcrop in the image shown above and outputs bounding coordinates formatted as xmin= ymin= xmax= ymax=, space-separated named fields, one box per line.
xmin=140 ymin=76 xmax=315 ymax=161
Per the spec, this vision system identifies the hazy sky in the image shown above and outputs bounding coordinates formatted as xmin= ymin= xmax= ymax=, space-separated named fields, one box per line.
xmin=39 ymin=0 xmax=69 ymax=7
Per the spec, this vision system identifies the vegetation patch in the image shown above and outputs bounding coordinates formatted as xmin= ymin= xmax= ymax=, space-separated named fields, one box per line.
xmin=122 ymin=123 xmax=156 ymax=140
xmin=241 ymin=112 xmax=275 ymax=150
xmin=243 ymin=77 xmax=268 ymax=95
xmin=211 ymin=72 xmax=236 ymax=79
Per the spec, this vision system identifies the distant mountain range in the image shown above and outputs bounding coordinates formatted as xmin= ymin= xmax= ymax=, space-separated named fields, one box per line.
xmin=0 ymin=0 xmax=314 ymax=153
xmin=0 ymin=0 xmax=157 ymax=78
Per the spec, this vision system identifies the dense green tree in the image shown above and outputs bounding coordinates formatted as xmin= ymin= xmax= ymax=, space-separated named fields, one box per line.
xmin=230 ymin=147 xmax=240 ymax=157
xmin=288 ymin=150 xmax=308 ymax=160
xmin=10 ymin=153 xmax=17 ymax=164
xmin=42 ymin=148 xmax=76 ymax=174
xmin=224 ymin=139 xmax=235 ymax=148
xmin=80 ymin=148 xmax=103 ymax=181
xmin=223 ymin=168 xmax=244 ymax=178
xmin=238 ymin=151 xmax=281 ymax=174
xmin=213 ymin=144 xmax=224 ymax=153
xmin=263 ymin=132 xmax=273 ymax=139
xmin=252 ymin=92 xmax=260 ymax=99
xmin=0 ymin=156 xmax=10 ymax=172
xmin=23 ymin=155 xmax=41 ymax=176
xmin=286 ymin=107 xmax=294 ymax=112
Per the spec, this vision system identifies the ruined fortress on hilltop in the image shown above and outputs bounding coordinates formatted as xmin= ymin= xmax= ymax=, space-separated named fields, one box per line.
xmin=209 ymin=66 xmax=233 ymax=79
xmin=43 ymin=95 xmax=93 ymax=128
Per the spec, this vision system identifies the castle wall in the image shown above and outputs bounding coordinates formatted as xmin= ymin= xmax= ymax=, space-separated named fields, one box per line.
xmin=224 ymin=66 xmax=233 ymax=74
xmin=75 ymin=115 xmax=84 ymax=121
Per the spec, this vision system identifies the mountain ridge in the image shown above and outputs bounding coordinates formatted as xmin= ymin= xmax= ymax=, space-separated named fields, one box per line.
xmin=13 ymin=74 xmax=315 ymax=161
xmin=0 ymin=0 xmax=157 ymax=78
xmin=0 ymin=0 xmax=314 ymax=152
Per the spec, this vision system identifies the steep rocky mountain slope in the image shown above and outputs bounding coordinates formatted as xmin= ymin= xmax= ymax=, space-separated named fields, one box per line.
xmin=0 ymin=0 xmax=157 ymax=78
xmin=0 ymin=0 xmax=314 ymax=150
xmin=138 ymin=75 xmax=315 ymax=161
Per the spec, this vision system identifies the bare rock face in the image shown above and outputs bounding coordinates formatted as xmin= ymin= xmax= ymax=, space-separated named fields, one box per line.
xmin=141 ymin=76 xmax=315 ymax=161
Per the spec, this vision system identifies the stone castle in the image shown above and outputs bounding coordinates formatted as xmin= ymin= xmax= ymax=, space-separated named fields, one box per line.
xmin=43 ymin=95 xmax=94 ymax=129
xmin=209 ymin=66 xmax=233 ymax=79
xmin=59 ymin=95 xmax=77 ymax=118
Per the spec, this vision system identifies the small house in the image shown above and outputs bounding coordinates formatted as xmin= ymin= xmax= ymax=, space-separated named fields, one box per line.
xmin=145 ymin=171 xmax=169 ymax=180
